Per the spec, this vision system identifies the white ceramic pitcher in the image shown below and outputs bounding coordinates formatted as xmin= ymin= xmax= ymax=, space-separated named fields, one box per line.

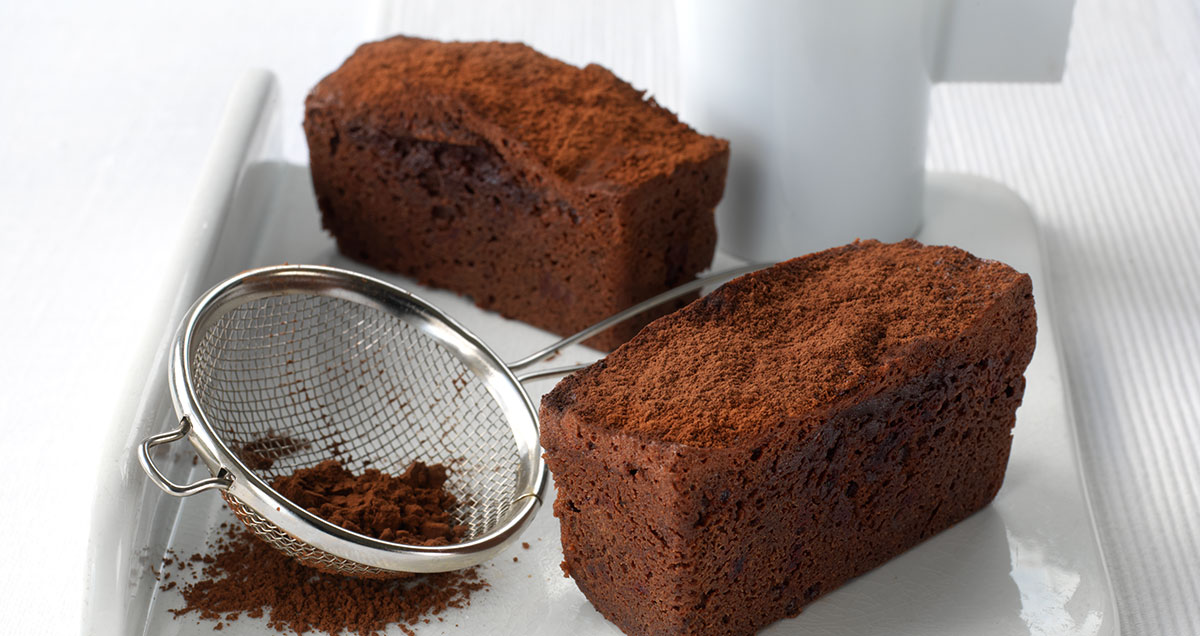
xmin=676 ymin=0 xmax=1076 ymax=262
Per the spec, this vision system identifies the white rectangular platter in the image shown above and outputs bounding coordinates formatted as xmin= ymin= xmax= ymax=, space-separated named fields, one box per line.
xmin=83 ymin=71 xmax=1117 ymax=636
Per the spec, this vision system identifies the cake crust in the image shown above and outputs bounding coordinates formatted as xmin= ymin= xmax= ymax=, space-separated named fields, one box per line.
xmin=304 ymin=36 xmax=728 ymax=350
xmin=541 ymin=239 xmax=1037 ymax=635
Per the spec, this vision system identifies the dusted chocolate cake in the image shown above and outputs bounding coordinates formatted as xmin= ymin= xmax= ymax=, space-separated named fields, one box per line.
xmin=540 ymin=240 xmax=1037 ymax=635
xmin=304 ymin=36 xmax=729 ymax=351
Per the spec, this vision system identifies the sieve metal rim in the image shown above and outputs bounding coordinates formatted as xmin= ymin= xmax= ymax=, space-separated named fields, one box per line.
xmin=163 ymin=264 xmax=546 ymax=573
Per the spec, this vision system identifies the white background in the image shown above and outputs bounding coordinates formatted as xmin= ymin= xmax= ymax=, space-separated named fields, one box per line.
xmin=0 ymin=1 xmax=1197 ymax=634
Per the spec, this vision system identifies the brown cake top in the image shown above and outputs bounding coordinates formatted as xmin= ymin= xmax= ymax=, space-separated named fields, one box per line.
xmin=543 ymin=240 xmax=1033 ymax=448
xmin=308 ymin=35 xmax=727 ymax=186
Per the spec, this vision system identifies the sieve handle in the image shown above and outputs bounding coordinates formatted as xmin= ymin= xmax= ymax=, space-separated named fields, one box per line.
xmin=514 ymin=363 xmax=593 ymax=382
xmin=507 ymin=262 xmax=770 ymax=371
xmin=139 ymin=418 xmax=233 ymax=497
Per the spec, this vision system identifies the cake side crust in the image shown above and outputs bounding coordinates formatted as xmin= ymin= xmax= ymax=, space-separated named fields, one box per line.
xmin=541 ymin=409 xmax=695 ymax=633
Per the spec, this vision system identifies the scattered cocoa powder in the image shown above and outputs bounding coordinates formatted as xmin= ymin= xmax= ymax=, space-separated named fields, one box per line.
xmin=162 ymin=458 xmax=484 ymax=628
xmin=168 ymin=524 xmax=485 ymax=635
xmin=165 ymin=459 xmax=486 ymax=635
xmin=270 ymin=459 xmax=466 ymax=544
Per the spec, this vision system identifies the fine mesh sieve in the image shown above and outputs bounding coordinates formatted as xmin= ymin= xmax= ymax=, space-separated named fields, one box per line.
xmin=138 ymin=263 xmax=761 ymax=577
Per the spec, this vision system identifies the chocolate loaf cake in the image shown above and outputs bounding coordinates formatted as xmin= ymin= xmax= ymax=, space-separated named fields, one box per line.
xmin=304 ymin=36 xmax=729 ymax=351
xmin=541 ymin=239 xmax=1037 ymax=635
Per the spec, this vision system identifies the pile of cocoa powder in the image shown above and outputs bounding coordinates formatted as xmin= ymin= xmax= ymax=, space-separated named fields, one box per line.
xmin=164 ymin=459 xmax=486 ymax=635
xmin=273 ymin=459 xmax=466 ymax=545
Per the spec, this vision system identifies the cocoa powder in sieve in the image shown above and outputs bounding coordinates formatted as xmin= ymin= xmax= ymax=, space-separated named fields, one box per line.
xmin=272 ymin=459 xmax=467 ymax=545
xmin=166 ymin=459 xmax=486 ymax=635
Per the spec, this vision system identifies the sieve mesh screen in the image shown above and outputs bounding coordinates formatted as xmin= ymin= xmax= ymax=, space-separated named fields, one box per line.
xmin=189 ymin=293 xmax=521 ymax=565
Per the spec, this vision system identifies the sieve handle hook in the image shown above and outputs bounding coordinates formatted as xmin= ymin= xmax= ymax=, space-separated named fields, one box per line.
xmin=139 ymin=418 xmax=233 ymax=497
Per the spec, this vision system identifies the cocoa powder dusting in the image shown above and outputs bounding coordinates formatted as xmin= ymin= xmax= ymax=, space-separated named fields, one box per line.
xmin=546 ymin=239 xmax=1032 ymax=447
xmin=166 ymin=460 xmax=486 ymax=634
xmin=313 ymin=36 xmax=726 ymax=185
